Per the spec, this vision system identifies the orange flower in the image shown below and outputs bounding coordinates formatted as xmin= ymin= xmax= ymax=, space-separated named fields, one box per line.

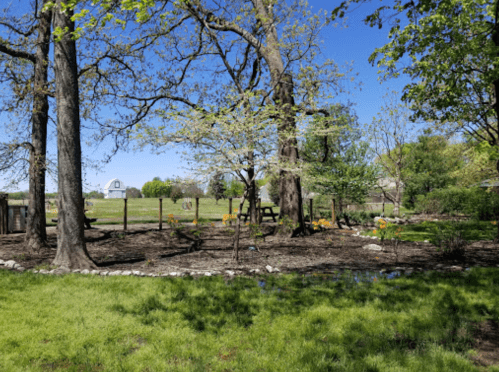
xmin=373 ymin=229 xmax=377 ymax=234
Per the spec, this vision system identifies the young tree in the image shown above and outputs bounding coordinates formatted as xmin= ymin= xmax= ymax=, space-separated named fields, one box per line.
xmin=208 ymin=172 xmax=226 ymax=204
xmin=301 ymin=104 xmax=379 ymax=213
xmin=369 ymin=91 xmax=419 ymax=216
xmin=125 ymin=187 xmax=142 ymax=198
xmin=402 ymin=133 xmax=463 ymax=209
xmin=51 ymin=0 xmax=95 ymax=269
xmin=141 ymin=179 xmax=172 ymax=198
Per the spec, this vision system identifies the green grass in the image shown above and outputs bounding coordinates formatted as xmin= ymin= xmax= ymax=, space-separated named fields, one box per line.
xmin=362 ymin=220 xmax=497 ymax=242
xmin=1 ymin=268 xmax=498 ymax=371
xmin=39 ymin=198 xmax=278 ymax=226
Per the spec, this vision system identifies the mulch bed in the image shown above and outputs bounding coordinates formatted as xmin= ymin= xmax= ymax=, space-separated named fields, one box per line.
xmin=1 ymin=222 xmax=498 ymax=274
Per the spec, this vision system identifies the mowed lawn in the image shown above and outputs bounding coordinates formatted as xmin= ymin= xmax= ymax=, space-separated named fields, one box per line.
xmin=1 ymin=268 xmax=498 ymax=371
xmin=38 ymin=198 xmax=279 ymax=226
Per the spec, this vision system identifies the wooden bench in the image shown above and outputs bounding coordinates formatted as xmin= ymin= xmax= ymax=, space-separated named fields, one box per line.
xmin=51 ymin=216 xmax=97 ymax=229
xmin=241 ymin=206 xmax=278 ymax=223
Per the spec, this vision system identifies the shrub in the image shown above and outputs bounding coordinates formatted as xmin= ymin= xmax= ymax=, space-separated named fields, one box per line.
xmin=170 ymin=185 xmax=183 ymax=204
xmin=429 ymin=221 xmax=467 ymax=260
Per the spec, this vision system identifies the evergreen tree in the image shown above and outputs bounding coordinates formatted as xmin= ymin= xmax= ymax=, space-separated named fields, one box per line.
xmin=208 ymin=173 xmax=226 ymax=204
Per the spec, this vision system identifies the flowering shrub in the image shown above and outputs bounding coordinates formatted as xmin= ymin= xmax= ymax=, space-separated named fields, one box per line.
xmin=277 ymin=215 xmax=298 ymax=235
xmin=166 ymin=213 xmax=183 ymax=237
xmin=311 ymin=218 xmax=333 ymax=231
xmin=222 ymin=213 xmax=237 ymax=225
xmin=373 ymin=218 xmax=395 ymax=243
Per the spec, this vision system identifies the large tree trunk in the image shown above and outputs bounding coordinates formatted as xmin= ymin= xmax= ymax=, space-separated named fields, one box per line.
xmin=252 ymin=0 xmax=306 ymax=236
xmin=25 ymin=2 xmax=52 ymax=252
xmin=274 ymin=75 xmax=306 ymax=236
xmin=246 ymin=157 xmax=258 ymax=225
xmin=393 ymin=180 xmax=401 ymax=216
xmin=52 ymin=1 xmax=96 ymax=269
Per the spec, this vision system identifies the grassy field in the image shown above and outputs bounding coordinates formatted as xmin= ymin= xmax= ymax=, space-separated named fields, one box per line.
xmin=1 ymin=268 xmax=498 ymax=371
xmin=362 ymin=220 xmax=497 ymax=242
xmin=7 ymin=198 xmax=278 ymax=226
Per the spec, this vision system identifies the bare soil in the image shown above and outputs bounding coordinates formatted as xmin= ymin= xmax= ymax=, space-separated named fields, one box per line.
xmin=1 ymin=221 xmax=498 ymax=274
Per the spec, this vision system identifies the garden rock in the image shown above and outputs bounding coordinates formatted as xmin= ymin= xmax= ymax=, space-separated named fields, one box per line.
xmin=39 ymin=269 xmax=49 ymax=274
xmin=100 ymin=271 xmax=109 ymax=276
xmin=81 ymin=269 xmax=90 ymax=275
xmin=204 ymin=272 xmax=212 ymax=276
xmin=17 ymin=267 xmax=25 ymax=272
xmin=32 ymin=270 xmax=39 ymax=273
xmin=225 ymin=270 xmax=235 ymax=276
xmin=0 ymin=259 xmax=5 ymax=265
xmin=132 ymin=270 xmax=141 ymax=276
xmin=170 ymin=272 xmax=178 ymax=276
xmin=266 ymin=265 xmax=273 ymax=273
xmin=53 ymin=267 xmax=71 ymax=275
xmin=4 ymin=260 xmax=17 ymax=268
xmin=450 ymin=266 xmax=463 ymax=272
xmin=362 ymin=244 xmax=383 ymax=251
xmin=250 ymin=269 xmax=260 ymax=274
xmin=121 ymin=271 xmax=132 ymax=276
xmin=72 ymin=269 xmax=81 ymax=273
xmin=109 ymin=270 xmax=122 ymax=276
xmin=90 ymin=270 xmax=100 ymax=275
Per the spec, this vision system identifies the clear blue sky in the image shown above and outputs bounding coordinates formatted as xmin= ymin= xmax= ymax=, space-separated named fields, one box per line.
xmin=0 ymin=0 xmax=413 ymax=194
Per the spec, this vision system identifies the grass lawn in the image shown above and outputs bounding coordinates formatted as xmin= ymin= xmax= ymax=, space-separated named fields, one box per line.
xmin=1 ymin=268 xmax=498 ymax=371
xmin=362 ymin=220 xmax=497 ymax=243
xmin=37 ymin=198 xmax=279 ymax=226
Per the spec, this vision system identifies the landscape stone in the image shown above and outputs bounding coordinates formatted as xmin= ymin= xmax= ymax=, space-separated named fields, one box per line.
xmin=132 ymin=270 xmax=141 ymax=276
xmin=32 ymin=270 xmax=39 ymax=273
xmin=204 ymin=272 xmax=212 ymax=276
xmin=38 ymin=269 xmax=49 ymax=274
xmin=90 ymin=270 xmax=100 ymax=275
xmin=53 ymin=267 xmax=71 ymax=274
xmin=450 ymin=265 xmax=463 ymax=272
xmin=362 ymin=244 xmax=383 ymax=251
xmin=12 ymin=263 xmax=20 ymax=269
xmin=72 ymin=269 xmax=81 ymax=273
xmin=49 ymin=269 xmax=56 ymax=274
xmin=121 ymin=270 xmax=132 ymax=276
xmin=250 ymin=269 xmax=260 ymax=274
xmin=170 ymin=272 xmax=178 ymax=276
xmin=266 ymin=265 xmax=273 ymax=273
xmin=100 ymin=271 xmax=109 ymax=276
xmin=225 ymin=270 xmax=235 ymax=276
xmin=80 ymin=269 xmax=90 ymax=275
xmin=109 ymin=270 xmax=122 ymax=276
xmin=149 ymin=273 xmax=157 ymax=277
xmin=17 ymin=267 xmax=25 ymax=272
xmin=4 ymin=260 xmax=17 ymax=268
xmin=0 ymin=259 xmax=5 ymax=265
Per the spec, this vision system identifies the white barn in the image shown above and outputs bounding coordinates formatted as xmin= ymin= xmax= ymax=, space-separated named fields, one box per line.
xmin=104 ymin=178 xmax=126 ymax=199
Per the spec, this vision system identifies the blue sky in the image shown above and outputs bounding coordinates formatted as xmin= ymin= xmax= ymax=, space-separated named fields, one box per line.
xmin=0 ymin=0 xmax=414 ymax=193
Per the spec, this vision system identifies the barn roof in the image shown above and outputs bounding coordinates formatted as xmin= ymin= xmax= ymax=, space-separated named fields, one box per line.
xmin=104 ymin=178 xmax=125 ymax=190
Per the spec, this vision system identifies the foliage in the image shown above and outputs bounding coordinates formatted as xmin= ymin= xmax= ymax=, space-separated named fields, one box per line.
xmin=169 ymin=185 xmax=183 ymax=204
xmin=208 ymin=173 xmax=226 ymax=203
xmin=402 ymin=134 xmax=463 ymax=209
xmin=276 ymin=215 xmax=299 ymax=236
xmin=428 ymin=221 xmax=468 ymax=260
xmin=267 ymin=175 xmax=280 ymax=206
xmin=224 ymin=179 xmax=245 ymax=199
xmin=333 ymin=0 xmax=499 ymax=179
xmin=5 ymin=191 xmax=29 ymax=200
xmin=141 ymin=180 xmax=172 ymax=198
xmin=311 ymin=219 xmax=333 ymax=231
xmin=300 ymin=104 xmax=379 ymax=211
xmin=125 ymin=187 xmax=142 ymax=199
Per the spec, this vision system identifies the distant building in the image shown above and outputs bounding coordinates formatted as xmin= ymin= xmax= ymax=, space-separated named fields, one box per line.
xmin=104 ymin=178 xmax=126 ymax=199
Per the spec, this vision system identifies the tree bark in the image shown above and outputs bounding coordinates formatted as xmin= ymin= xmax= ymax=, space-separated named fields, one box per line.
xmin=274 ymin=75 xmax=306 ymax=236
xmin=52 ymin=1 xmax=96 ymax=269
xmin=232 ymin=192 xmax=247 ymax=262
xmin=247 ymin=159 xmax=258 ymax=225
xmin=25 ymin=1 xmax=52 ymax=252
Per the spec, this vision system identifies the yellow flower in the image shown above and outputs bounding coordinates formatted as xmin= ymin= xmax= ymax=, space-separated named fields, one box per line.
xmin=233 ymin=208 xmax=238 ymax=213
xmin=211 ymin=222 xmax=215 ymax=227
xmin=193 ymin=220 xmax=197 ymax=225
xmin=380 ymin=224 xmax=386 ymax=229
xmin=373 ymin=230 xmax=377 ymax=234
xmin=168 ymin=214 xmax=173 ymax=218
xmin=492 ymin=221 xmax=497 ymax=225
xmin=375 ymin=257 xmax=379 ymax=260
xmin=175 ymin=220 xmax=178 ymax=223
xmin=379 ymin=218 xmax=385 ymax=224
xmin=245 ymin=222 xmax=250 ymax=226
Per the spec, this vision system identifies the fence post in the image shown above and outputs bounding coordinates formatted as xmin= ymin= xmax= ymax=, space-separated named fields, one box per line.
xmin=331 ymin=197 xmax=336 ymax=228
xmin=309 ymin=198 xmax=313 ymax=222
xmin=0 ymin=193 xmax=8 ymax=235
xmin=195 ymin=197 xmax=199 ymax=222
xmin=229 ymin=198 xmax=232 ymax=215
xmin=159 ymin=198 xmax=163 ymax=230
xmin=123 ymin=198 xmax=128 ymax=231
xmin=258 ymin=198 xmax=262 ymax=224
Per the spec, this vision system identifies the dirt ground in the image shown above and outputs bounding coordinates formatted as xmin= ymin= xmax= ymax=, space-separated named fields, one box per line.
xmin=1 ymin=221 xmax=499 ymax=367
xmin=1 ymin=221 xmax=498 ymax=275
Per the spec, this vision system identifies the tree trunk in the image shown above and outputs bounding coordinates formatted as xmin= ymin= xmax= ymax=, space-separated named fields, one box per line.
xmin=25 ymin=1 xmax=52 ymax=252
xmin=274 ymin=75 xmax=306 ymax=236
xmin=232 ymin=192 xmax=247 ymax=262
xmin=393 ymin=180 xmax=401 ymax=216
xmin=52 ymin=2 xmax=96 ymax=269
xmin=247 ymin=160 xmax=258 ymax=225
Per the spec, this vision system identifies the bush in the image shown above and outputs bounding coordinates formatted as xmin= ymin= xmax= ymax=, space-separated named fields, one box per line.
xmin=142 ymin=180 xmax=172 ymax=198
xmin=170 ymin=185 xmax=183 ymax=204
xmin=126 ymin=187 xmax=142 ymax=198
xmin=429 ymin=221 xmax=467 ymax=260
xmin=413 ymin=186 xmax=499 ymax=220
